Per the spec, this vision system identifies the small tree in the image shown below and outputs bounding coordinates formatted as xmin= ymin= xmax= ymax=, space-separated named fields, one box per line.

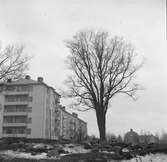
xmin=66 ymin=30 xmax=143 ymax=141
xmin=106 ymin=133 xmax=117 ymax=142
xmin=117 ymin=135 xmax=123 ymax=143
xmin=0 ymin=44 xmax=30 ymax=81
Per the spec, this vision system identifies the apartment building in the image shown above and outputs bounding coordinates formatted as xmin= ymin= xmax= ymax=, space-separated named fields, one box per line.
xmin=0 ymin=75 xmax=87 ymax=140
xmin=57 ymin=106 xmax=87 ymax=140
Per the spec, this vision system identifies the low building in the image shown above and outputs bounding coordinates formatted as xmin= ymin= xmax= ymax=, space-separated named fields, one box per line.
xmin=56 ymin=106 xmax=87 ymax=141
xmin=148 ymin=135 xmax=159 ymax=144
xmin=139 ymin=134 xmax=159 ymax=144
xmin=0 ymin=76 xmax=87 ymax=140
xmin=138 ymin=135 xmax=146 ymax=144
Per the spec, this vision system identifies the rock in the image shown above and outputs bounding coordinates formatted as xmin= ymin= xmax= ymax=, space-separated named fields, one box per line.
xmin=19 ymin=148 xmax=26 ymax=152
xmin=47 ymin=149 xmax=59 ymax=157
xmin=31 ymin=151 xmax=38 ymax=155
xmin=90 ymin=139 xmax=99 ymax=146
xmin=91 ymin=147 xmax=99 ymax=152
xmin=26 ymin=144 xmax=48 ymax=153
xmin=58 ymin=149 xmax=69 ymax=154
xmin=121 ymin=152 xmax=133 ymax=159
xmin=54 ymin=145 xmax=69 ymax=154
xmin=107 ymin=146 xmax=122 ymax=155
xmin=83 ymin=142 xmax=92 ymax=149
xmin=130 ymin=144 xmax=143 ymax=151
xmin=102 ymin=144 xmax=111 ymax=151
xmin=68 ymin=144 xmax=74 ymax=148
xmin=8 ymin=143 xmax=23 ymax=151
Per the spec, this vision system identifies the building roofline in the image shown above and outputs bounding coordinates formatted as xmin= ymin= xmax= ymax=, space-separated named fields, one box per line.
xmin=60 ymin=107 xmax=87 ymax=125
xmin=0 ymin=78 xmax=61 ymax=97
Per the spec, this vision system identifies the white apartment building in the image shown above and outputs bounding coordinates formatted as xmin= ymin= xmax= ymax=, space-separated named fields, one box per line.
xmin=0 ymin=75 xmax=87 ymax=140
xmin=0 ymin=75 xmax=60 ymax=139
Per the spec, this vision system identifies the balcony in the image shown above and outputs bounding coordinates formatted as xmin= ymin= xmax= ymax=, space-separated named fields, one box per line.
xmin=3 ymin=112 xmax=28 ymax=116
xmin=4 ymin=101 xmax=28 ymax=106
xmin=2 ymin=134 xmax=27 ymax=138
xmin=3 ymin=123 xmax=27 ymax=127
xmin=3 ymin=91 xmax=29 ymax=95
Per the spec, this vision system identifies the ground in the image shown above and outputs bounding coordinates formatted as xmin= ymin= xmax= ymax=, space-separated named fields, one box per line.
xmin=0 ymin=138 xmax=167 ymax=161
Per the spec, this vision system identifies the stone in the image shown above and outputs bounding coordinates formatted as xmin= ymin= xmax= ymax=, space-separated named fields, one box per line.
xmin=47 ymin=149 xmax=59 ymax=157
xmin=83 ymin=142 xmax=92 ymax=149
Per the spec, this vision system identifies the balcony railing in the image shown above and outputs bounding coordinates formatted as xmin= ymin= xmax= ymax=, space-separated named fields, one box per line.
xmin=3 ymin=112 xmax=28 ymax=116
xmin=3 ymin=91 xmax=29 ymax=95
xmin=3 ymin=123 xmax=27 ymax=127
xmin=4 ymin=101 xmax=29 ymax=105
xmin=2 ymin=134 xmax=27 ymax=138
xmin=4 ymin=85 xmax=33 ymax=92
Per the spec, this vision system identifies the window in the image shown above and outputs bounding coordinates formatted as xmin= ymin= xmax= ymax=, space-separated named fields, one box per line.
xmin=5 ymin=85 xmax=33 ymax=92
xmin=4 ymin=105 xmax=31 ymax=113
xmin=3 ymin=127 xmax=26 ymax=134
xmin=4 ymin=105 xmax=28 ymax=112
xmin=26 ymin=128 xmax=31 ymax=134
xmin=0 ymin=85 xmax=3 ymax=92
xmin=19 ymin=95 xmax=28 ymax=102
xmin=28 ymin=97 xmax=33 ymax=102
xmin=3 ymin=116 xmax=27 ymax=123
xmin=5 ymin=86 xmax=16 ymax=91
xmin=15 ymin=127 xmax=25 ymax=134
xmin=17 ymin=85 xmax=27 ymax=92
xmin=27 ymin=85 xmax=33 ymax=92
xmin=27 ymin=107 xmax=32 ymax=112
xmin=3 ymin=127 xmax=13 ymax=134
xmin=5 ymin=95 xmax=28 ymax=102
xmin=6 ymin=95 xmax=14 ymax=102
xmin=27 ymin=117 xmax=32 ymax=123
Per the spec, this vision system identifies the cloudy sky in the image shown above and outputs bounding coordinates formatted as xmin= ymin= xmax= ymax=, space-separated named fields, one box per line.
xmin=0 ymin=0 xmax=166 ymax=136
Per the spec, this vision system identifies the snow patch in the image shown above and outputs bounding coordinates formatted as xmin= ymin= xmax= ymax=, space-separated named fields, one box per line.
xmin=63 ymin=144 xmax=91 ymax=154
xmin=109 ymin=153 xmax=167 ymax=162
xmin=0 ymin=150 xmax=47 ymax=159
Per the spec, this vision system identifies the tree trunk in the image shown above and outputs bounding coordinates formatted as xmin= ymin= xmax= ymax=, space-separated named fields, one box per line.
xmin=96 ymin=109 xmax=106 ymax=141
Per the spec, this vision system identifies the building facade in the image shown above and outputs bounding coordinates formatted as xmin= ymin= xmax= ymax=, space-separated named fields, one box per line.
xmin=124 ymin=129 xmax=159 ymax=145
xmin=0 ymin=76 xmax=87 ymax=140
xmin=139 ymin=134 xmax=159 ymax=144
xmin=58 ymin=106 xmax=87 ymax=141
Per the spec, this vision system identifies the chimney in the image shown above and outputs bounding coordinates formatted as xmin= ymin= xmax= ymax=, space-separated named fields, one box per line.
xmin=25 ymin=75 xmax=31 ymax=80
xmin=72 ymin=112 xmax=78 ymax=118
xmin=37 ymin=77 xmax=43 ymax=82
xmin=7 ymin=78 xmax=12 ymax=83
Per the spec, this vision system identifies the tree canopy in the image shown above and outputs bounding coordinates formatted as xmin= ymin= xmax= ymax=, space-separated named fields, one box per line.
xmin=65 ymin=30 xmax=143 ymax=140
xmin=0 ymin=44 xmax=30 ymax=81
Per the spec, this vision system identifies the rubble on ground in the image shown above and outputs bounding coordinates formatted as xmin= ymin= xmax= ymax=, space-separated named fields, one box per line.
xmin=0 ymin=138 xmax=167 ymax=161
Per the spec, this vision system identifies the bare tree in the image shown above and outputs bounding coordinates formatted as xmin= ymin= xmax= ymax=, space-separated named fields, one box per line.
xmin=0 ymin=44 xmax=30 ymax=81
xmin=65 ymin=30 xmax=143 ymax=141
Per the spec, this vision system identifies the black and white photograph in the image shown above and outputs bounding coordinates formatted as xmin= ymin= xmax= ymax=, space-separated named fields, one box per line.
xmin=0 ymin=0 xmax=166 ymax=161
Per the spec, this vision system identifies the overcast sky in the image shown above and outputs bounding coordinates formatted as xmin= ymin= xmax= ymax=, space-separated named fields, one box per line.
xmin=0 ymin=0 xmax=166 ymax=137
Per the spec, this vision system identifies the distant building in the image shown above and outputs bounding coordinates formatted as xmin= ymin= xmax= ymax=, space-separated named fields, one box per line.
xmin=124 ymin=129 xmax=139 ymax=145
xmin=161 ymin=133 xmax=167 ymax=143
xmin=148 ymin=135 xmax=159 ymax=143
xmin=0 ymin=76 xmax=87 ymax=140
xmin=139 ymin=134 xmax=159 ymax=144
xmin=138 ymin=135 xmax=146 ymax=144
